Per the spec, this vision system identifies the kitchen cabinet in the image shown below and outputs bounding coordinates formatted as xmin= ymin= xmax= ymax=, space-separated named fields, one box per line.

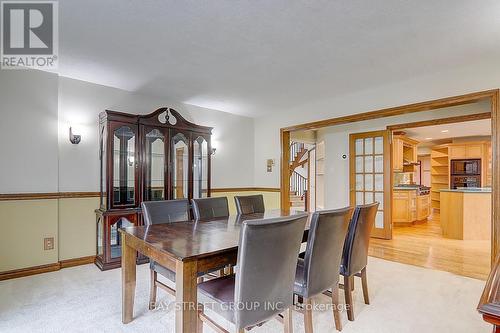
xmin=449 ymin=143 xmax=483 ymax=159
xmin=447 ymin=142 xmax=491 ymax=186
xmin=440 ymin=190 xmax=491 ymax=240
xmin=486 ymin=142 xmax=492 ymax=186
xmin=393 ymin=190 xmax=417 ymax=223
xmin=393 ymin=189 xmax=430 ymax=224
xmin=392 ymin=137 xmax=404 ymax=172
xmin=417 ymin=195 xmax=431 ymax=221
xmin=466 ymin=144 xmax=483 ymax=158
xmin=392 ymin=135 xmax=419 ymax=172
xmin=449 ymin=145 xmax=466 ymax=159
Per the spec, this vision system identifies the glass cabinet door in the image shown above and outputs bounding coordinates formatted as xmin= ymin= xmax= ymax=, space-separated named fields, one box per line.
xmin=193 ymin=135 xmax=209 ymax=198
xmin=99 ymin=123 xmax=107 ymax=208
xmin=112 ymin=125 xmax=137 ymax=207
xmin=109 ymin=216 xmax=134 ymax=259
xmin=97 ymin=215 xmax=104 ymax=257
xmin=144 ymin=128 xmax=166 ymax=201
xmin=171 ymin=132 xmax=190 ymax=199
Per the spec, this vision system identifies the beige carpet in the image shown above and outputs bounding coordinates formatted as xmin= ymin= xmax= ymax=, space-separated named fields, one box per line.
xmin=0 ymin=257 xmax=490 ymax=333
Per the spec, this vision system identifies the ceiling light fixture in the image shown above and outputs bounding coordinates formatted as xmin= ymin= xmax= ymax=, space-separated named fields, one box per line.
xmin=441 ymin=130 xmax=449 ymax=133
xmin=425 ymin=137 xmax=433 ymax=140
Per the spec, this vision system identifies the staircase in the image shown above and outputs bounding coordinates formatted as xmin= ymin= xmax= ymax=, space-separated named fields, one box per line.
xmin=289 ymin=142 xmax=308 ymax=176
xmin=289 ymin=142 xmax=309 ymax=211
xmin=290 ymin=190 xmax=306 ymax=209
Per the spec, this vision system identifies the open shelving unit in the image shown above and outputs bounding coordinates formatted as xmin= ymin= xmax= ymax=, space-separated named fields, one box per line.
xmin=430 ymin=145 xmax=449 ymax=211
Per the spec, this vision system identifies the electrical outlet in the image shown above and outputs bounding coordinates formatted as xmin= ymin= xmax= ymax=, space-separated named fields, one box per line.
xmin=44 ymin=237 xmax=54 ymax=250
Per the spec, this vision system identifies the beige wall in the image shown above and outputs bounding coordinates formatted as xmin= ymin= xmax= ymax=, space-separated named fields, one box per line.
xmin=0 ymin=190 xmax=280 ymax=272
xmin=291 ymin=130 xmax=316 ymax=144
xmin=0 ymin=200 xmax=59 ymax=271
xmin=212 ymin=191 xmax=281 ymax=215
xmin=58 ymin=197 xmax=99 ymax=261
xmin=1 ymin=197 xmax=99 ymax=271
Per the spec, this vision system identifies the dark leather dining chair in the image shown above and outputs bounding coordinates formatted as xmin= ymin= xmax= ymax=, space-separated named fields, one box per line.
xmin=142 ymin=200 xmax=190 ymax=309
xmin=142 ymin=199 xmax=190 ymax=225
xmin=340 ymin=202 xmax=379 ymax=321
xmin=197 ymin=213 xmax=308 ymax=333
xmin=192 ymin=197 xmax=230 ymax=221
xmin=294 ymin=207 xmax=353 ymax=332
xmin=234 ymin=194 xmax=265 ymax=214
xmin=142 ymin=199 xmax=223 ymax=309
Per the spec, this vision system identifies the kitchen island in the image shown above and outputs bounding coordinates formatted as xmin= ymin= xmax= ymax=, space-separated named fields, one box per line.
xmin=393 ymin=186 xmax=431 ymax=225
xmin=440 ymin=188 xmax=491 ymax=240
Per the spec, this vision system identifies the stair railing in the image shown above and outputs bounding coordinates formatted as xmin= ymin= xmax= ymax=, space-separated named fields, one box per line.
xmin=290 ymin=170 xmax=307 ymax=198
xmin=290 ymin=142 xmax=305 ymax=163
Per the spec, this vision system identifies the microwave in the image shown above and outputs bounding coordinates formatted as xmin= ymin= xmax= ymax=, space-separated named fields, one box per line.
xmin=450 ymin=159 xmax=481 ymax=175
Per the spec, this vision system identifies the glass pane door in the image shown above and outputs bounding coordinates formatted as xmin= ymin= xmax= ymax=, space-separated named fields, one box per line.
xmin=144 ymin=128 xmax=165 ymax=201
xmin=193 ymin=136 xmax=209 ymax=198
xmin=350 ymin=131 xmax=391 ymax=239
xmin=171 ymin=132 xmax=190 ymax=199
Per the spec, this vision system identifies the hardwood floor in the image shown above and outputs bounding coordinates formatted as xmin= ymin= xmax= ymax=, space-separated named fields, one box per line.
xmin=369 ymin=213 xmax=491 ymax=280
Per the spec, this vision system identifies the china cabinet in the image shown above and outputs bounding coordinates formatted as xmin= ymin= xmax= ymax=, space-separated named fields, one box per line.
xmin=95 ymin=107 xmax=212 ymax=270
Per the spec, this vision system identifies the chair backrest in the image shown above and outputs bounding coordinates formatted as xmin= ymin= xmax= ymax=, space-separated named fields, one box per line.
xmin=141 ymin=199 xmax=190 ymax=225
xmin=341 ymin=202 xmax=379 ymax=276
xmin=234 ymin=214 xmax=308 ymax=330
xmin=191 ymin=197 xmax=230 ymax=220
xmin=301 ymin=207 xmax=353 ymax=297
xmin=234 ymin=194 xmax=265 ymax=214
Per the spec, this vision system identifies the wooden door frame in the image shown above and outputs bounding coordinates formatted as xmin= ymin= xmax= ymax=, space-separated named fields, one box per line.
xmin=387 ymin=112 xmax=493 ymax=240
xmin=308 ymin=147 xmax=317 ymax=212
xmin=280 ymin=89 xmax=500 ymax=260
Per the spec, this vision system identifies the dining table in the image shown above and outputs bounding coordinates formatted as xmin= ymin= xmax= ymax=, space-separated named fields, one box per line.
xmin=119 ymin=209 xmax=312 ymax=333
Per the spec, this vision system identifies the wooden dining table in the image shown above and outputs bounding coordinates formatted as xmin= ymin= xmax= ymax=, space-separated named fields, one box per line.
xmin=119 ymin=209 xmax=312 ymax=333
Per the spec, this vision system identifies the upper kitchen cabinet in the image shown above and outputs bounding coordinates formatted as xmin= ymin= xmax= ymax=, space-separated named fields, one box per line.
xmin=449 ymin=143 xmax=483 ymax=159
xmin=393 ymin=134 xmax=419 ymax=172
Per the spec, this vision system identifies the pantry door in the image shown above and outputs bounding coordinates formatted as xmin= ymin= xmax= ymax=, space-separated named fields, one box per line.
xmin=349 ymin=130 xmax=392 ymax=239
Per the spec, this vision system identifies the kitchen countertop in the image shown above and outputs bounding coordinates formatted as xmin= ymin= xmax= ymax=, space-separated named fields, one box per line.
xmin=393 ymin=185 xmax=431 ymax=191
xmin=393 ymin=186 xmax=420 ymax=191
xmin=440 ymin=188 xmax=492 ymax=193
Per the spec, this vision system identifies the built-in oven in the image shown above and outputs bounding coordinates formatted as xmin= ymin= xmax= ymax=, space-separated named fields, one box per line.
xmin=450 ymin=159 xmax=481 ymax=175
xmin=450 ymin=175 xmax=481 ymax=189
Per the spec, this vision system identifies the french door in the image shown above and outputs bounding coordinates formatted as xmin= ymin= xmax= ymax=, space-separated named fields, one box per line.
xmin=349 ymin=130 xmax=392 ymax=239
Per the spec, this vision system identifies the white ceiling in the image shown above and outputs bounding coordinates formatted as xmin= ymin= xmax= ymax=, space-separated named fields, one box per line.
xmin=56 ymin=1 xmax=500 ymax=117
xmin=404 ymin=119 xmax=491 ymax=143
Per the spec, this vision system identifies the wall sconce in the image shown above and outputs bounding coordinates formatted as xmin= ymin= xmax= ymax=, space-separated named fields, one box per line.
xmin=69 ymin=127 xmax=81 ymax=144
xmin=211 ymin=148 xmax=217 ymax=155
xmin=267 ymin=159 xmax=275 ymax=172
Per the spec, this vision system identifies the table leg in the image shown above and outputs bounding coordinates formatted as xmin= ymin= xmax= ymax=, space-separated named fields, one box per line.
xmin=175 ymin=260 xmax=198 ymax=333
xmin=121 ymin=235 xmax=137 ymax=324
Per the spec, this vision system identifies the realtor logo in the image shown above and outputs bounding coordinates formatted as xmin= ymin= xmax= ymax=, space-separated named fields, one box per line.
xmin=1 ymin=1 xmax=58 ymax=69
